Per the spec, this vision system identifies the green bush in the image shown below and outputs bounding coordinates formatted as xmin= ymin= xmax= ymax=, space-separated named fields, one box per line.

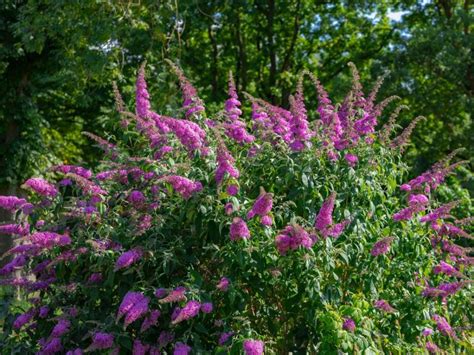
xmin=0 ymin=62 xmax=472 ymax=354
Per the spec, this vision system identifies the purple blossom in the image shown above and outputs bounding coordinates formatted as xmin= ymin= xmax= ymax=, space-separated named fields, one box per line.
xmin=30 ymin=232 xmax=71 ymax=249
xmin=159 ymin=286 xmax=187 ymax=304
xmin=13 ymin=309 xmax=35 ymax=329
xmin=51 ymin=318 xmax=71 ymax=337
xmin=133 ymin=339 xmax=150 ymax=355
xmin=344 ymin=154 xmax=358 ymax=167
xmin=165 ymin=175 xmax=202 ymax=199
xmin=117 ymin=291 xmax=148 ymax=321
xmin=172 ymin=300 xmax=200 ymax=324
xmin=39 ymin=337 xmax=63 ymax=354
xmin=420 ymin=201 xmax=459 ymax=223
xmin=374 ymin=299 xmax=396 ymax=313
xmin=408 ymin=194 xmax=429 ymax=206
xmin=39 ymin=306 xmax=49 ymax=318
xmin=218 ymin=332 xmax=234 ymax=345
xmin=230 ymin=217 xmax=250 ymax=240
xmin=225 ymin=202 xmax=234 ymax=216
xmin=154 ymin=288 xmax=167 ymax=299
xmin=288 ymin=84 xmax=311 ymax=151
xmin=342 ymin=318 xmax=356 ymax=332
xmin=52 ymin=165 xmax=92 ymax=179
xmin=0 ymin=255 xmax=28 ymax=275
xmin=247 ymin=192 xmax=273 ymax=219
xmin=371 ymin=237 xmax=394 ymax=256
xmin=227 ymin=184 xmax=239 ymax=196
xmin=422 ymin=328 xmax=434 ymax=336
xmin=432 ymin=314 xmax=456 ymax=338
xmin=173 ymin=342 xmax=191 ymax=355
xmin=114 ymin=248 xmax=143 ymax=271
xmin=433 ymin=261 xmax=460 ymax=277
xmin=65 ymin=348 xmax=83 ymax=355
xmin=315 ymin=192 xmax=335 ymax=231
xmin=128 ymin=190 xmax=145 ymax=207
xmin=167 ymin=61 xmax=205 ymax=119
xmin=216 ymin=143 xmax=239 ymax=185
xmin=136 ymin=63 xmax=151 ymax=118
xmin=425 ymin=341 xmax=440 ymax=353
xmin=201 ymin=302 xmax=213 ymax=314
xmin=140 ymin=310 xmax=160 ymax=332
xmin=275 ymin=225 xmax=314 ymax=255
xmin=0 ymin=223 xmax=29 ymax=236
xmin=88 ymin=273 xmax=103 ymax=284
xmin=158 ymin=331 xmax=174 ymax=347
xmin=217 ymin=277 xmax=230 ymax=292
xmin=0 ymin=196 xmax=28 ymax=212
xmin=243 ymin=339 xmax=264 ymax=355
xmin=393 ymin=207 xmax=414 ymax=221
xmin=124 ymin=296 xmax=150 ymax=327
xmin=261 ymin=215 xmax=273 ymax=226
xmin=90 ymin=332 xmax=114 ymax=350
xmin=164 ymin=117 xmax=206 ymax=153
xmin=23 ymin=178 xmax=58 ymax=197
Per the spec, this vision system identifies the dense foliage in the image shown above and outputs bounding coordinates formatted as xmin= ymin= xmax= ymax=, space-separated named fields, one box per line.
xmin=0 ymin=63 xmax=472 ymax=354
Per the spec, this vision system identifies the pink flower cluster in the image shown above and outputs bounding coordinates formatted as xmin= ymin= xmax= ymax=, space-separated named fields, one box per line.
xmin=275 ymin=225 xmax=314 ymax=255
xmin=314 ymin=192 xmax=349 ymax=238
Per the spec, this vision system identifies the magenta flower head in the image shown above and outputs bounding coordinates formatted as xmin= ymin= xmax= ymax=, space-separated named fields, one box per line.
xmin=243 ymin=339 xmax=264 ymax=355
xmin=13 ymin=309 xmax=35 ymax=330
xmin=51 ymin=318 xmax=71 ymax=337
xmin=0 ymin=196 xmax=28 ymax=212
xmin=159 ymin=286 xmax=187 ymax=304
xmin=172 ymin=300 xmax=201 ymax=325
xmin=201 ymin=302 xmax=213 ymax=314
xmin=30 ymin=231 xmax=71 ymax=249
xmin=217 ymin=277 xmax=230 ymax=292
xmin=114 ymin=248 xmax=143 ymax=271
xmin=230 ymin=217 xmax=250 ymax=240
xmin=275 ymin=225 xmax=314 ymax=255
xmin=140 ymin=309 xmax=160 ymax=333
xmin=422 ymin=328 xmax=434 ymax=336
xmin=433 ymin=261 xmax=459 ymax=277
xmin=128 ymin=190 xmax=145 ymax=207
xmin=23 ymin=178 xmax=58 ymax=198
xmin=90 ymin=332 xmax=114 ymax=350
xmin=432 ymin=314 xmax=456 ymax=338
xmin=65 ymin=348 xmax=83 ymax=355
xmin=261 ymin=215 xmax=273 ymax=226
xmin=117 ymin=291 xmax=148 ymax=321
xmin=315 ymin=192 xmax=336 ymax=231
xmin=225 ymin=202 xmax=234 ymax=216
xmin=124 ymin=296 xmax=150 ymax=327
xmin=136 ymin=62 xmax=151 ymax=118
xmin=342 ymin=318 xmax=356 ymax=332
xmin=218 ymin=331 xmax=234 ymax=345
xmin=133 ymin=339 xmax=150 ymax=355
xmin=165 ymin=175 xmax=202 ymax=199
xmin=374 ymin=299 xmax=396 ymax=313
xmin=425 ymin=341 xmax=440 ymax=354
xmin=88 ymin=273 xmax=103 ymax=284
xmin=154 ymin=288 xmax=167 ymax=299
xmin=0 ymin=223 xmax=29 ymax=236
xmin=173 ymin=342 xmax=191 ymax=355
xmin=371 ymin=237 xmax=394 ymax=256
xmin=227 ymin=184 xmax=239 ymax=196
xmin=158 ymin=331 xmax=174 ymax=347
xmin=344 ymin=154 xmax=358 ymax=167
xmin=40 ymin=338 xmax=63 ymax=354
xmin=247 ymin=191 xmax=273 ymax=219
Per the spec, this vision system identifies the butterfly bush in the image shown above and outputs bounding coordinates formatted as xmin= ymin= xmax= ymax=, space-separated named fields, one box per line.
xmin=0 ymin=61 xmax=472 ymax=354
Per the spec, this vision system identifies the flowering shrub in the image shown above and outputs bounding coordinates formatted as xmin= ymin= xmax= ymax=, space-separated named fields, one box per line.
xmin=0 ymin=61 xmax=472 ymax=354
